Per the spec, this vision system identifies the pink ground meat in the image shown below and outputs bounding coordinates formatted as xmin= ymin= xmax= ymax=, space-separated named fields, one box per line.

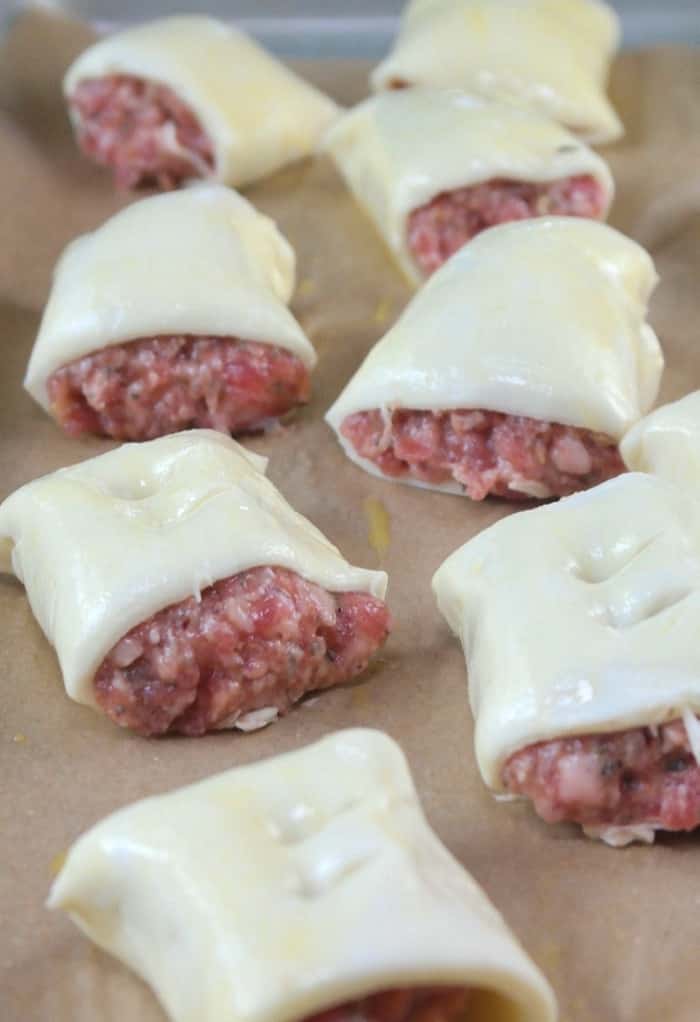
xmin=94 ymin=566 xmax=390 ymax=737
xmin=502 ymin=718 xmax=700 ymax=832
xmin=407 ymin=176 xmax=607 ymax=276
xmin=47 ymin=335 xmax=311 ymax=441
xmin=308 ymin=988 xmax=471 ymax=1022
xmin=340 ymin=408 xmax=623 ymax=501
xmin=69 ymin=75 xmax=215 ymax=190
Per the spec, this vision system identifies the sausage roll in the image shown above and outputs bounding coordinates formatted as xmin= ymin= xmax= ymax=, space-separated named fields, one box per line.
xmin=326 ymin=218 xmax=663 ymax=501
xmin=621 ymin=391 xmax=700 ymax=492
xmin=0 ymin=431 xmax=389 ymax=736
xmin=64 ymin=16 xmax=338 ymax=190
xmin=372 ymin=0 xmax=622 ymax=145
xmin=49 ymin=729 xmax=556 ymax=1022
xmin=323 ymin=89 xmax=614 ymax=283
xmin=433 ymin=472 xmax=700 ymax=846
xmin=25 ymin=185 xmax=317 ymax=440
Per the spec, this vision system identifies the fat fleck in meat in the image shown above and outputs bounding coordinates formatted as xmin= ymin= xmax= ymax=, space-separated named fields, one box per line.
xmin=341 ymin=408 xmax=623 ymax=500
xmin=47 ymin=335 xmax=311 ymax=440
xmin=407 ymin=176 xmax=607 ymax=276
xmin=95 ymin=566 xmax=390 ymax=736
xmin=502 ymin=719 xmax=700 ymax=832
xmin=69 ymin=75 xmax=215 ymax=190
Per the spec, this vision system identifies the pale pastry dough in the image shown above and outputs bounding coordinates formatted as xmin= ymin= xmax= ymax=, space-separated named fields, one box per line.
xmin=64 ymin=16 xmax=339 ymax=187
xmin=372 ymin=0 xmax=622 ymax=144
xmin=323 ymin=88 xmax=614 ymax=283
xmin=326 ymin=218 xmax=663 ymax=493
xmin=25 ymin=185 xmax=316 ymax=413
xmin=48 ymin=728 xmax=556 ymax=1022
xmin=432 ymin=472 xmax=700 ymax=790
xmin=0 ymin=431 xmax=386 ymax=710
xmin=621 ymin=391 xmax=700 ymax=491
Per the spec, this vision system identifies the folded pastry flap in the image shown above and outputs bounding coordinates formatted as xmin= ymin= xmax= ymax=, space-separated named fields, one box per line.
xmin=63 ymin=16 xmax=339 ymax=187
xmin=24 ymin=186 xmax=315 ymax=410
xmin=370 ymin=0 xmax=622 ymax=143
xmin=326 ymin=219 xmax=662 ymax=439
xmin=0 ymin=433 xmax=387 ymax=706
xmin=323 ymin=90 xmax=615 ymax=283
xmin=49 ymin=731 xmax=555 ymax=1022
xmin=621 ymin=390 xmax=700 ymax=487
xmin=433 ymin=473 xmax=700 ymax=787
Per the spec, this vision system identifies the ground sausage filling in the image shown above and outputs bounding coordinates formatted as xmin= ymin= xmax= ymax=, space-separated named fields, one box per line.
xmin=69 ymin=74 xmax=215 ymax=190
xmin=407 ymin=176 xmax=607 ymax=276
xmin=47 ymin=335 xmax=311 ymax=441
xmin=502 ymin=718 xmax=700 ymax=833
xmin=307 ymin=988 xmax=471 ymax=1022
xmin=340 ymin=408 xmax=624 ymax=500
xmin=94 ymin=566 xmax=391 ymax=737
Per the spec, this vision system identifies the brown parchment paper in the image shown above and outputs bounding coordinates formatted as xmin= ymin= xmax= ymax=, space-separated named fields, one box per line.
xmin=2 ymin=10 xmax=700 ymax=1021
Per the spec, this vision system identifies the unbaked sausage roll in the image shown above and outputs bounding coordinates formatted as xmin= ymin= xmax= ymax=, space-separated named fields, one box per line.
xmin=49 ymin=729 xmax=556 ymax=1022
xmin=326 ymin=218 xmax=663 ymax=501
xmin=621 ymin=391 xmax=700 ymax=491
xmin=372 ymin=0 xmax=622 ymax=145
xmin=323 ymin=89 xmax=614 ymax=283
xmin=25 ymin=185 xmax=317 ymax=440
xmin=0 ymin=431 xmax=389 ymax=736
xmin=433 ymin=472 xmax=700 ymax=846
xmin=64 ymin=16 xmax=338 ymax=190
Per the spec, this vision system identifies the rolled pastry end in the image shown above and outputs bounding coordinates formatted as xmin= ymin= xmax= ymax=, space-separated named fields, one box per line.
xmin=432 ymin=474 xmax=696 ymax=848
xmin=339 ymin=408 xmax=624 ymax=501
xmin=46 ymin=334 xmax=312 ymax=440
xmin=620 ymin=390 xmax=700 ymax=493
xmin=94 ymin=565 xmax=391 ymax=736
xmin=502 ymin=715 xmax=700 ymax=846
xmin=407 ymin=176 xmax=609 ymax=278
xmin=380 ymin=79 xmax=623 ymax=146
xmin=68 ymin=74 xmax=216 ymax=190
xmin=48 ymin=729 xmax=557 ymax=1022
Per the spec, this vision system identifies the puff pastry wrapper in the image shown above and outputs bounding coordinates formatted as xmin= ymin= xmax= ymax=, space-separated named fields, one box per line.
xmin=621 ymin=391 xmax=700 ymax=492
xmin=48 ymin=728 xmax=556 ymax=1022
xmin=433 ymin=472 xmax=700 ymax=790
xmin=0 ymin=431 xmax=386 ymax=710
xmin=326 ymin=218 xmax=663 ymax=493
xmin=323 ymin=88 xmax=614 ymax=283
xmin=24 ymin=185 xmax=316 ymax=413
xmin=371 ymin=0 xmax=622 ymax=144
xmin=64 ymin=16 xmax=339 ymax=187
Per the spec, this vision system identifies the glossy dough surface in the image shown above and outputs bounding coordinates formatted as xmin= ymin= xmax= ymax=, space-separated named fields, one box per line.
xmin=433 ymin=473 xmax=700 ymax=789
xmin=0 ymin=431 xmax=386 ymax=708
xmin=323 ymin=88 xmax=614 ymax=282
xmin=326 ymin=218 xmax=663 ymax=492
xmin=371 ymin=0 xmax=622 ymax=144
xmin=621 ymin=391 xmax=700 ymax=491
xmin=25 ymin=185 xmax=316 ymax=412
xmin=64 ymin=16 xmax=339 ymax=186
xmin=49 ymin=729 xmax=556 ymax=1022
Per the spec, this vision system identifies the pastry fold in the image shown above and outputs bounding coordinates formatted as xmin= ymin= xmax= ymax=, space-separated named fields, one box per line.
xmin=49 ymin=729 xmax=556 ymax=1022
xmin=621 ymin=391 xmax=700 ymax=491
xmin=64 ymin=16 xmax=339 ymax=187
xmin=371 ymin=0 xmax=622 ymax=144
xmin=323 ymin=89 xmax=614 ymax=283
xmin=25 ymin=185 xmax=316 ymax=416
xmin=433 ymin=473 xmax=700 ymax=791
xmin=326 ymin=218 xmax=662 ymax=496
xmin=0 ymin=431 xmax=386 ymax=710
